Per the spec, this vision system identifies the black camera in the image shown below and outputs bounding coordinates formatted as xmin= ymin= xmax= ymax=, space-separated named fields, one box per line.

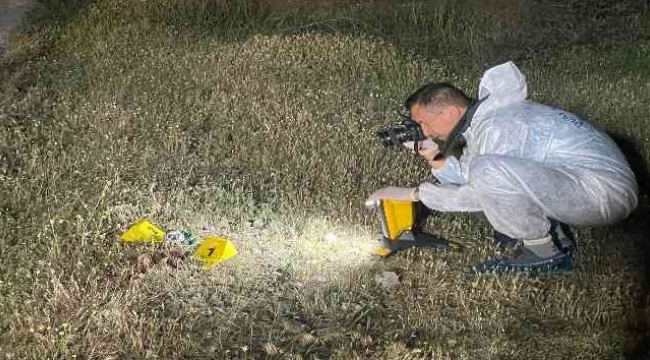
xmin=376 ymin=116 xmax=427 ymax=150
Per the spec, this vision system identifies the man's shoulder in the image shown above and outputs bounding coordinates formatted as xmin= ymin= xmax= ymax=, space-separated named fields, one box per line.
xmin=484 ymin=101 xmax=563 ymax=123
xmin=470 ymin=101 xmax=562 ymax=138
xmin=499 ymin=100 xmax=557 ymax=113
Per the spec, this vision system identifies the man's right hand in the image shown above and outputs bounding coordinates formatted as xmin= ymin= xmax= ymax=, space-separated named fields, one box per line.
xmin=364 ymin=187 xmax=419 ymax=208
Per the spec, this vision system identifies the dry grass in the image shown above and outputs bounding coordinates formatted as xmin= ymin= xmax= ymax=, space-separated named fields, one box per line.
xmin=1 ymin=0 xmax=649 ymax=358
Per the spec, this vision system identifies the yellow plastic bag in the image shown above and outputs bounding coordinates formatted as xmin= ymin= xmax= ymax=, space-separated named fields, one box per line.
xmin=120 ymin=220 xmax=166 ymax=243
xmin=193 ymin=237 xmax=238 ymax=269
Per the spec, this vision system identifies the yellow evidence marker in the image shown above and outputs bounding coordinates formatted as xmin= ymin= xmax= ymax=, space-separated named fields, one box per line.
xmin=120 ymin=220 xmax=166 ymax=243
xmin=193 ymin=237 xmax=238 ymax=269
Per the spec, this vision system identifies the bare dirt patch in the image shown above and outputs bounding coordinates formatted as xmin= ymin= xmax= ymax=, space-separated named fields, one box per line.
xmin=0 ymin=0 xmax=36 ymax=59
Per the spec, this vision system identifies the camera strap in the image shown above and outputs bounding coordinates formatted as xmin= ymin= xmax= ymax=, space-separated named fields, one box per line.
xmin=439 ymin=96 xmax=488 ymax=157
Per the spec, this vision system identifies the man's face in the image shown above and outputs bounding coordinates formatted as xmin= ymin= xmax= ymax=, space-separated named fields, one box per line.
xmin=409 ymin=103 xmax=463 ymax=143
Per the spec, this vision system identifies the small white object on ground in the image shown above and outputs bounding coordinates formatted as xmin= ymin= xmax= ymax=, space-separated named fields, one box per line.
xmin=374 ymin=271 xmax=400 ymax=289
xmin=252 ymin=218 xmax=265 ymax=229
xmin=202 ymin=223 xmax=216 ymax=232
xmin=323 ymin=232 xmax=339 ymax=243
xmin=164 ymin=230 xmax=186 ymax=245
xmin=310 ymin=274 xmax=329 ymax=283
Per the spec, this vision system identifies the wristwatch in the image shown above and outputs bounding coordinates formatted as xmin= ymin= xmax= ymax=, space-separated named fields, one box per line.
xmin=411 ymin=187 xmax=420 ymax=202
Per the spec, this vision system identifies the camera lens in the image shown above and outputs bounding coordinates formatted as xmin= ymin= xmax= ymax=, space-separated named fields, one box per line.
xmin=393 ymin=128 xmax=411 ymax=144
xmin=376 ymin=130 xmax=394 ymax=148
xmin=376 ymin=118 xmax=425 ymax=149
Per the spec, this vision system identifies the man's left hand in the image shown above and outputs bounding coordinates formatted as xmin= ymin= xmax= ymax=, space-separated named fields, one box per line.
xmin=403 ymin=138 xmax=440 ymax=161
xmin=364 ymin=187 xmax=418 ymax=208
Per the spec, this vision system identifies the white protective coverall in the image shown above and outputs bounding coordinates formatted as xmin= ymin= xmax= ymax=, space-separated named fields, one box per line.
xmin=418 ymin=62 xmax=638 ymax=240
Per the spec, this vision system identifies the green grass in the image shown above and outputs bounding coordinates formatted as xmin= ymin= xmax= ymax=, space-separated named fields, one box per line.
xmin=1 ymin=0 xmax=649 ymax=358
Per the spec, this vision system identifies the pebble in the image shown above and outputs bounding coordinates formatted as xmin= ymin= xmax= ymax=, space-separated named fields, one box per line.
xmin=252 ymin=218 xmax=265 ymax=229
xmin=310 ymin=274 xmax=329 ymax=283
xmin=374 ymin=271 xmax=400 ymax=289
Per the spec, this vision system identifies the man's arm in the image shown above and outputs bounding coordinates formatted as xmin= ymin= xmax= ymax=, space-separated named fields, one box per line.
xmin=427 ymin=154 xmax=446 ymax=170
xmin=417 ymin=181 xmax=482 ymax=212
xmin=429 ymin=154 xmax=467 ymax=185
xmin=405 ymin=139 xmax=469 ymax=186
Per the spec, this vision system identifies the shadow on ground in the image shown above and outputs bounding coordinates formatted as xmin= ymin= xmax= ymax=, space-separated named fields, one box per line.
xmin=610 ymin=133 xmax=650 ymax=359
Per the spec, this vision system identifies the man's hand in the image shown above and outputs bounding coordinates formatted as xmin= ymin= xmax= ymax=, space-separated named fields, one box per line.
xmin=403 ymin=138 xmax=439 ymax=160
xmin=364 ymin=187 xmax=418 ymax=208
xmin=403 ymin=139 xmax=445 ymax=169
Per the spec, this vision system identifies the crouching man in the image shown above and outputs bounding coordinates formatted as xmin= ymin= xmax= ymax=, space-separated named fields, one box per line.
xmin=366 ymin=61 xmax=638 ymax=274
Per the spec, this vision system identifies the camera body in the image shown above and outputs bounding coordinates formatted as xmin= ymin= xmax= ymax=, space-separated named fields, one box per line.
xmin=376 ymin=116 xmax=427 ymax=149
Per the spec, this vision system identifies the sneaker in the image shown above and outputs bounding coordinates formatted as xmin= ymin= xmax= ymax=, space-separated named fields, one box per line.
xmin=471 ymin=246 xmax=574 ymax=275
xmin=492 ymin=230 xmax=521 ymax=250
xmin=549 ymin=219 xmax=577 ymax=253
xmin=492 ymin=220 xmax=577 ymax=253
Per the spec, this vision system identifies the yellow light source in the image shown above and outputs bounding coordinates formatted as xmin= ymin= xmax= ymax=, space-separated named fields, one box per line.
xmin=380 ymin=199 xmax=415 ymax=240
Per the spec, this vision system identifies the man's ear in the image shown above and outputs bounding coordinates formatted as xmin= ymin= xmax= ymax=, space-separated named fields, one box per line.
xmin=444 ymin=106 xmax=463 ymax=124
